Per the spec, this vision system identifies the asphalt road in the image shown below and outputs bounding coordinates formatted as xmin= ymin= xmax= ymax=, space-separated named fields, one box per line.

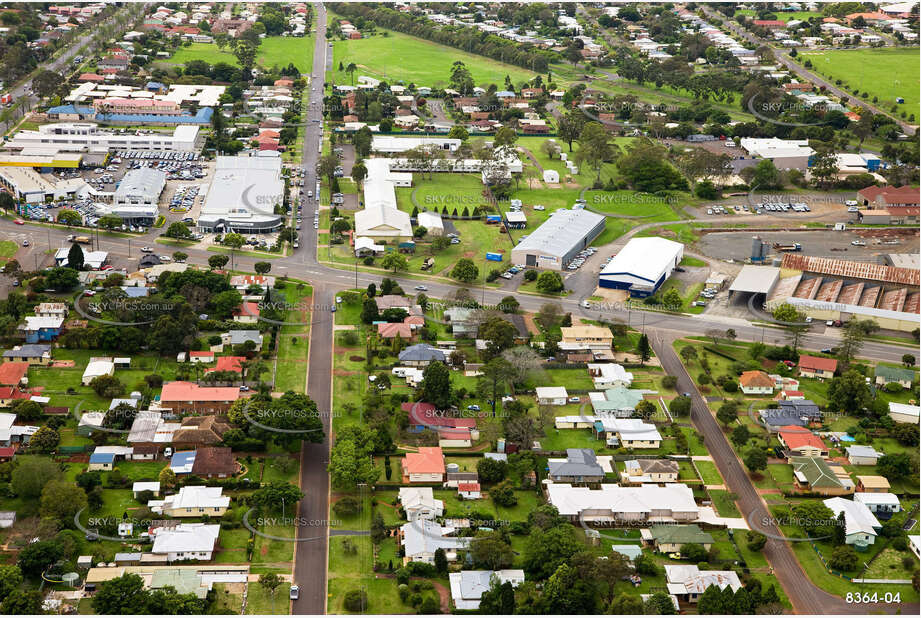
xmin=652 ymin=331 xmax=918 ymax=615
xmin=290 ymin=4 xmax=332 ymax=615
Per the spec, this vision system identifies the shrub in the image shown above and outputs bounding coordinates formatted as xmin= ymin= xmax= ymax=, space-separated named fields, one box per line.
xmin=343 ymin=589 xmax=368 ymax=612
xmin=523 ymin=269 xmax=537 ymax=282
xmin=662 ymin=375 xmax=678 ymax=389
xmin=333 ymin=496 xmax=360 ymax=517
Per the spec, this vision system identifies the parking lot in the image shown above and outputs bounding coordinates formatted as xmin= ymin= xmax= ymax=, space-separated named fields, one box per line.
xmin=699 ymin=230 xmax=911 ymax=261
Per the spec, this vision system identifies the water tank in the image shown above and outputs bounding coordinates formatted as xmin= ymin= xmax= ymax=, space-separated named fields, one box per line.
xmin=446 ymin=463 xmax=459 ymax=473
xmin=772 ymin=257 xmax=782 ymax=267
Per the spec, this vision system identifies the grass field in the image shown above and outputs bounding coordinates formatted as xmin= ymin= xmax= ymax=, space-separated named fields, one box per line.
xmin=331 ymin=29 xmax=536 ymax=87
xmin=166 ymin=35 xmax=316 ymax=73
xmin=798 ymin=48 xmax=920 ymax=115
xmin=0 ymin=240 xmax=17 ymax=260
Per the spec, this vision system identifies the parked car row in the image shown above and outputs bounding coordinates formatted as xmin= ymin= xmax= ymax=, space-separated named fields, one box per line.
xmin=566 ymin=247 xmax=596 ymax=270
xmin=116 ymin=150 xmax=199 ymax=162
xmin=171 ymin=185 xmax=200 ymax=210
xmin=754 ymin=202 xmax=811 ymax=213
xmin=499 ymin=264 xmax=526 ymax=279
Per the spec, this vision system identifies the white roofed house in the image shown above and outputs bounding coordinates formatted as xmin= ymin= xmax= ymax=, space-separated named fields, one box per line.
xmin=150 ymin=523 xmax=220 ymax=561
xmin=888 ymin=402 xmax=920 ymax=425
xmin=449 ymin=570 xmax=525 ymax=610
xmin=416 ymin=210 xmax=444 ymax=236
xmin=397 ymin=487 xmax=444 ymax=521
xmin=546 ymin=483 xmax=699 ymax=524
xmin=587 ymin=363 xmax=633 ymax=389
xmin=536 ymin=386 xmax=568 ymax=406
xmin=594 ymin=417 xmax=662 ymax=449
xmin=148 ymin=486 xmax=230 ymax=518
xmin=81 ymin=359 xmax=115 ymax=385
xmin=853 ymin=493 xmax=901 ymax=519
xmin=665 ymin=564 xmax=742 ymax=603
xmin=400 ymin=520 xmax=471 ymax=565
xmin=823 ymin=497 xmax=882 ymax=548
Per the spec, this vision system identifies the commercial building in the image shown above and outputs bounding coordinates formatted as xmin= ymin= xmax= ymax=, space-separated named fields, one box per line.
xmin=739 ymin=137 xmax=815 ymax=171
xmin=100 ymin=167 xmax=166 ymax=224
xmin=599 ymin=237 xmax=683 ymax=297
xmin=4 ymin=123 xmax=201 ymax=152
xmin=197 ymin=154 xmax=284 ymax=233
xmin=511 ymin=209 xmax=606 ymax=271
xmin=0 ymin=149 xmax=84 ymax=169
xmin=371 ymin=135 xmax=461 ymax=153
xmin=0 ymin=167 xmax=89 ymax=203
xmin=354 ymin=158 xmax=413 ymax=241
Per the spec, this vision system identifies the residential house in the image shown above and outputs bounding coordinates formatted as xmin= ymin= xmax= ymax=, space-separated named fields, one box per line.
xmin=400 ymin=519 xmax=470 ymax=565
xmin=2 ymin=344 xmax=52 ymax=365
xmin=148 ymin=486 xmax=230 ymax=517
xmin=739 ymin=371 xmax=775 ymax=395
xmin=232 ymin=301 xmax=260 ymax=323
xmin=646 ymin=524 xmax=714 ymax=553
xmin=189 ymin=351 xmax=215 ymax=363
xmin=664 ymin=565 xmax=742 ymax=603
xmin=171 ymin=416 xmax=232 ymax=448
xmin=19 ymin=316 xmax=64 ymax=343
xmin=443 ymin=307 xmax=477 ymax=337
xmin=190 ymin=447 xmax=236 ymax=478
xmin=374 ymin=295 xmax=413 ymax=312
xmin=888 ymin=402 xmax=920 ymax=424
xmin=587 ymin=364 xmax=634 ymax=389
xmin=402 ymin=447 xmax=445 ymax=483
xmin=823 ymin=497 xmax=882 ymax=548
xmin=82 ymin=359 xmax=115 ymax=385
xmin=621 ymin=459 xmax=679 ymax=484
xmin=791 ymin=456 xmax=852 ymax=495
xmin=560 ymin=324 xmax=613 ymax=350
xmin=548 ymin=449 xmax=606 ymax=484
xmin=875 ymin=365 xmax=915 ymax=389
xmin=778 ymin=426 xmax=828 ymax=458
xmin=132 ymin=481 xmax=160 ymax=498
xmin=845 ymin=445 xmax=884 ymax=466
xmin=449 ymin=570 xmax=525 ymax=610
xmin=221 ymin=330 xmax=264 ymax=352
xmin=536 ymin=386 xmax=568 ymax=406
xmin=377 ymin=322 xmax=414 ymax=340
xmin=150 ymin=523 xmax=220 ymax=561
xmin=0 ymin=511 xmax=16 ymax=528
xmin=397 ymin=487 xmax=444 ymax=521
xmin=592 ymin=387 xmax=646 ymax=418
xmin=0 ymin=362 xmax=29 ymax=387
xmin=855 ymin=476 xmax=890 ymax=493
xmin=229 ymin=274 xmax=275 ymax=291
xmin=398 ymin=344 xmax=446 ymax=367
xmin=798 ymin=355 xmax=837 ymax=379
xmin=206 ymin=356 xmax=244 ymax=375
xmin=594 ymin=418 xmax=662 ymax=448
xmin=445 ymin=469 xmax=479 ymax=489
xmin=546 ymin=483 xmax=699 ymax=523
xmin=457 ymin=482 xmax=481 ymax=499
xmin=159 ymin=382 xmax=240 ymax=415
xmin=854 ymin=493 xmax=901 ymax=519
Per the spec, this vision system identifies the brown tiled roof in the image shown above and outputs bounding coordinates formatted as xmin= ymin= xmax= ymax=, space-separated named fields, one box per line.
xmin=173 ymin=416 xmax=232 ymax=445
xmin=190 ymin=447 xmax=235 ymax=476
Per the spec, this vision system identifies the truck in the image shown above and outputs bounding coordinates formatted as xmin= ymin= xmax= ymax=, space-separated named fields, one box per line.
xmin=68 ymin=235 xmax=91 ymax=244
xmin=420 ymin=257 xmax=435 ymax=271
xmin=772 ymin=242 xmax=801 ymax=252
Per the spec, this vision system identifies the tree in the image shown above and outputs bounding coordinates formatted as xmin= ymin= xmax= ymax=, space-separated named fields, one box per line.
xmin=380 ymin=252 xmax=408 ymax=273
xmin=45 ymin=267 xmax=79 ymax=291
xmin=717 ymin=401 xmax=738 ymax=426
xmin=343 ymin=589 xmax=368 ymax=612
xmin=902 ymin=354 xmax=916 ymax=368
xmin=32 ymin=69 xmax=63 ymax=98
xmin=669 ymin=395 xmax=692 ymax=416
xmin=254 ymin=262 xmax=271 ymax=275
xmin=478 ymin=317 xmax=518 ymax=359
xmin=420 ymin=361 xmax=453 ymax=410
xmin=208 ymin=255 xmax=229 ymax=270
xmin=522 ymin=525 xmax=581 ymax=579
xmin=636 ymin=334 xmax=651 ymax=364
xmin=731 ymin=424 xmax=751 ymax=447
xmin=609 ymin=592 xmax=644 ymax=614
xmin=351 ymin=161 xmax=367 ymax=189
xmin=0 ymin=590 xmax=43 ymax=615
xmin=259 ymin=573 xmax=282 ymax=608
xmin=828 ymin=545 xmax=859 ymax=572
xmin=477 ymin=356 xmax=516 ymax=416
xmin=164 ymin=221 xmax=192 ymax=239
xmin=827 ymin=370 xmax=872 ymax=414
xmin=29 ymin=426 xmax=59 ymax=453
xmin=11 ymin=456 xmax=61 ymax=498
xmin=643 ymin=591 xmax=677 ymax=615
xmin=538 ymin=563 xmax=598 ymax=614
xmin=479 ymin=579 xmax=516 ymax=614
xmin=0 ymin=565 xmax=24 ymax=604
xmin=536 ymin=270 xmax=563 ymax=293
xmin=680 ymin=345 xmax=698 ymax=363
xmin=838 ymin=319 xmax=878 ymax=368
xmin=360 ymin=297 xmax=379 ymax=324
xmin=681 ymin=543 xmax=708 ymax=562
xmin=89 ymin=374 xmax=125 ymax=398
xmin=477 ymin=457 xmax=508 ymax=483
xmin=158 ymin=466 xmax=177 ymax=489
xmin=92 ymin=574 xmax=149 ymax=614
xmin=450 ymin=258 xmax=479 ymax=282
xmin=877 ymin=453 xmax=917 ymax=481
xmin=433 ymin=548 xmax=448 ymax=574
xmin=744 ymin=447 xmax=767 ymax=473
xmin=746 ymin=531 xmax=767 ymax=552
xmin=535 ymin=303 xmax=563 ymax=331
xmin=40 ymin=481 xmax=87 ymax=525
xmin=575 ymin=121 xmax=618 ymax=184
xmin=250 ymin=482 xmax=304 ymax=511
xmin=67 ymin=242 xmax=85 ymax=270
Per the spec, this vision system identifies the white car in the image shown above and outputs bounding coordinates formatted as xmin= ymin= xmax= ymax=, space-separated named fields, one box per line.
xmin=141 ymin=246 xmax=153 ymax=253
xmin=850 ymin=240 xmax=866 ymax=247
xmin=159 ymin=255 xmax=172 ymax=262
xmin=580 ymin=300 xmax=591 ymax=308
xmin=533 ymin=205 xmax=545 ymax=211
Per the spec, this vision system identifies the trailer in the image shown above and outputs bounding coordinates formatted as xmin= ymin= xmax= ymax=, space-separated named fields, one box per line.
xmin=68 ymin=235 xmax=91 ymax=244
xmin=772 ymin=242 xmax=801 ymax=252
xmin=486 ymin=252 xmax=503 ymax=262
xmin=485 ymin=215 xmax=501 ymax=224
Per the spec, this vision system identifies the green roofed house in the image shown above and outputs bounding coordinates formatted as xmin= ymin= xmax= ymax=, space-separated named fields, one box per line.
xmin=875 ymin=365 xmax=916 ymax=390
xmin=591 ymin=387 xmax=646 ymax=417
xmin=791 ymin=456 xmax=852 ymax=495
xmin=645 ymin=524 xmax=714 ymax=553
xmin=150 ymin=569 xmax=209 ymax=598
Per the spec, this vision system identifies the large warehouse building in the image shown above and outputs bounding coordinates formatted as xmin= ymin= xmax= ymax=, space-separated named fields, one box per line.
xmin=510 ymin=209 xmax=606 ymax=271
xmin=197 ymin=154 xmax=284 ymax=233
xmin=4 ymin=123 xmax=201 ymax=152
xmin=599 ymin=237 xmax=684 ymax=297
xmin=100 ymin=167 xmax=166 ymax=225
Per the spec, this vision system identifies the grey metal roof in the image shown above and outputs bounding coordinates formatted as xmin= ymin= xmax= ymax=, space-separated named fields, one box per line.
xmin=228 ymin=330 xmax=263 ymax=345
xmin=549 ymin=448 xmax=605 ymax=478
xmin=114 ymin=167 xmax=166 ymax=200
xmin=512 ymin=209 xmax=605 ymax=257
xmin=398 ymin=344 xmax=445 ymax=362
xmin=3 ymin=344 xmax=51 ymax=357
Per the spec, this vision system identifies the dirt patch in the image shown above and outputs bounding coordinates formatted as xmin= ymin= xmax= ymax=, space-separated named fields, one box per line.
xmin=349 ymin=355 xmax=365 ymax=362
xmin=462 ymin=251 xmax=475 ymax=258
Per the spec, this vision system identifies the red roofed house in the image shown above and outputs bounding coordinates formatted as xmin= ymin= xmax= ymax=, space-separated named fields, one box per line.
xmin=0 ymin=386 xmax=31 ymax=407
xmin=778 ymin=426 xmax=828 ymax=457
xmin=78 ymin=73 xmax=105 ymax=83
xmin=402 ymin=446 xmax=445 ymax=483
xmin=0 ymin=362 xmax=29 ymax=387
xmin=377 ymin=322 xmax=414 ymax=340
xmin=206 ymin=356 xmax=244 ymax=374
xmin=0 ymin=446 xmax=16 ymax=462
xmin=739 ymin=370 xmax=775 ymax=395
xmin=798 ymin=355 xmax=838 ymax=380
xmin=159 ymin=381 xmax=241 ymax=415
xmin=753 ymin=19 xmax=786 ymax=29
xmin=233 ymin=302 xmax=261 ymax=324
xmin=274 ymin=79 xmax=294 ymax=87
xmin=189 ymin=351 xmax=215 ymax=363
xmin=402 ymin=402 xmax=476 ymax=433
xmin=779 ymin=390 xmax=806 ymax=401
xmin=457 ymin=482 xmax=481 ymax=499
xmin=858 ymin=186 xmax=920 ymax=210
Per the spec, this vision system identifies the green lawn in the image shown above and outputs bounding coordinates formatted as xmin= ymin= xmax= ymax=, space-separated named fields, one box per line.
xmin=166 ymin=35 xmax=316 ymax=73
xmin=332 ymin=28 xmax=536 ymax=86
xmin=695 ymin=460 xmax=724 ymax=486
xmin=708 ymin=489 xmax=741 ymax=518
xmin=798 ymin=47 xmax=920 ymax=115
xmin=0 ymin=240 xmax=18 ymax=260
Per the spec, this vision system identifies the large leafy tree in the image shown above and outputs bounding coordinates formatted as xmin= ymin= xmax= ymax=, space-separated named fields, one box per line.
xmin=419 ymin=361 xmax=453 ymax=410
xmin=522 ymin=525 xmax=581 ymax=579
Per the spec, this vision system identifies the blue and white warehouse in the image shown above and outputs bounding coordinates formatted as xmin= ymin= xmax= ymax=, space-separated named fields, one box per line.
xmin=599 ymin=237 xmax=684 ymax=297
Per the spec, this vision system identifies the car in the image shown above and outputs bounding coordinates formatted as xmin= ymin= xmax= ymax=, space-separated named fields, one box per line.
xmin=159 ymin=255 xmax=172 ymax=262
xmin=826 ymin=320 xmax=835 ymax=327
xmin=330 ymin=305 xmax=337 ymax=313
xmin=11 ymin=280 xmax=19 ymax=287
xmin=467 ymin=404 xmax=480 ymax=411
xmin=100 ymin=265 xmax=114 ymax=271
xmin=289 ymin=586 xmax=299 ymax=601
xmin=450 ymin=238 xmax=460 ymax=244
xmin=847 ymin=206 xmax=859 ymax=212
xmin=83 ymin=290 xmax=96 ymax=296
xmin=141 ymin=246 xmax=153 ymax=253
xmin=13 ymin=219 xmax=24 ymax=225
xmin=821 ymin=348 xmax=833 ymax=354
xmin=239 ymin=385 xmax=250 ymax=392
xmin=850 ymin=240 xmax=866 ymax=246
xmin=805 ymin=317 xmax=813 ymax=323
xmin=682 ymin=392 xmax=691 ymax=398
xmin=580 ymin=300 xmax=591 ymax=308
xmin=21 ymin=240 xmax=28 ymax=246
xmin=414 ymin=285 xmax=428 ymax=291
xmin=568 ymin=396 xmax=580 ymax=403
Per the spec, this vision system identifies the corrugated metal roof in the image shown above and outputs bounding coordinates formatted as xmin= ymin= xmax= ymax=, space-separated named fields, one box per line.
xmin=782 ymin=254 xmax=920 ymax=286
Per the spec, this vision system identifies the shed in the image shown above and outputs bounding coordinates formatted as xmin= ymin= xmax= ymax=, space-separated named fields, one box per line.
xmin=542 ymin=169 xmax=560 ymax=183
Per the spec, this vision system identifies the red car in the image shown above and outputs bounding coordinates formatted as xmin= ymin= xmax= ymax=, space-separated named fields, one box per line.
xmin=13 ymin=219 xmax=24 ymax=225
